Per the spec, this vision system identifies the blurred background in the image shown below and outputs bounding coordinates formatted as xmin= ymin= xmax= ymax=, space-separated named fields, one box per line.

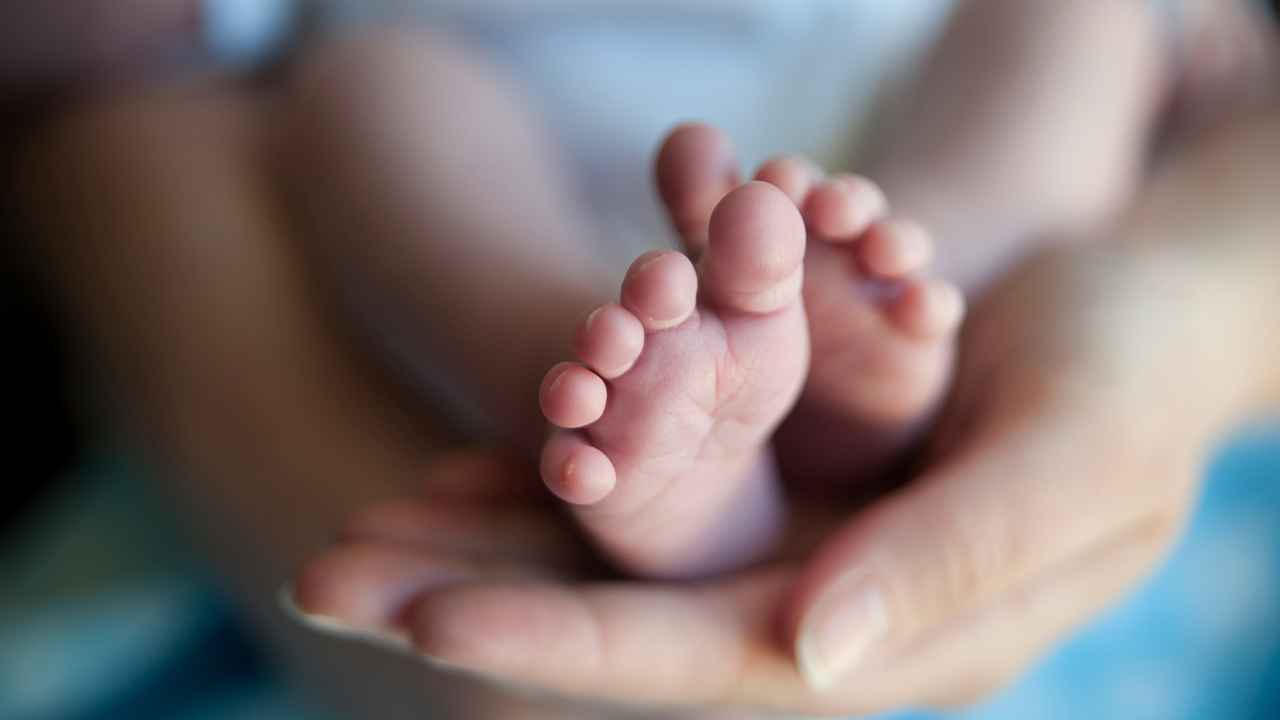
xmin=3 ymin=1 xmax=1280 ymax=719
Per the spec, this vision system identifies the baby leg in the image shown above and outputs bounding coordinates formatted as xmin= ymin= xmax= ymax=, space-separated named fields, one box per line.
xmin=282 ymin=27 xmax=617 ymax=446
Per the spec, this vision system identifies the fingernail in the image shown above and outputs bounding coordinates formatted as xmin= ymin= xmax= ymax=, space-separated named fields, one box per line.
xmin=796 ymin=580 xmax=890 ymax=691
xmin=277 ymin=584 xmax=416 ymax=654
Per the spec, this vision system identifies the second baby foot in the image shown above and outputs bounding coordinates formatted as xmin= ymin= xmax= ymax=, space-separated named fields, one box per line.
xmin=659 ymin=125 xmax=964 ymax=485
xmin=758 ymin=157 xmax=964 ymax=426
xmin=767 ymin=159 xmax=965 ymax=484
xmin=539 ymin=181 xmax=809 ymax=579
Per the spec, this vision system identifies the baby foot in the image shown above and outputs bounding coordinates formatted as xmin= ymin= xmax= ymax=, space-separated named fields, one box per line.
xmin=658 ymin=125 xmax=964 ymax=485
xmin=760 ymin=158 xmax=964 ymax=423
xmin=538 ymin=181 xmax=809 ymax=579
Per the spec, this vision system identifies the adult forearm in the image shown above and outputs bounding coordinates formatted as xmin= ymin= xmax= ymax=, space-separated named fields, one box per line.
xmin=1116 ymin=98 xmax=1280 ymax=422
xmin=871 ymin=0 xmax=1166 ymax=293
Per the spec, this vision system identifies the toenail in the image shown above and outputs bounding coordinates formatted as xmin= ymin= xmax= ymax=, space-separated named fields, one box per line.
xmin=547 ymin=368 xmax=566 ymax=394
xmin=634 ymin=253 xmax=668 ymax=275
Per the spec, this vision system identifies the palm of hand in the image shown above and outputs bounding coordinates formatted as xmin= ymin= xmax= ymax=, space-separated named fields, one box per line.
xmin=292 ymin=243 xmax=1203 ymax=715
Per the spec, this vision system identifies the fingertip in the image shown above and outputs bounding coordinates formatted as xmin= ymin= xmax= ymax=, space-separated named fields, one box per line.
xmin=292 ymin=543 xmax=471 ymax=631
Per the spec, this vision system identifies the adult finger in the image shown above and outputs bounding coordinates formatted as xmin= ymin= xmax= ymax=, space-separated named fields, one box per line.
xmin=407 ymin=568 xmax=819 ymax=709
xmin=421 ymin=447 xmax=546 ymax=502
xmin=780 ymin=407 xmax=1199 ymax=691
xmin=291 ymin=539 xmax=565 ymax=635
xmin=842 ymin=511 xmax=1178 ymax=708
xmin=402 ymin=519 xmax=1173 ymax=715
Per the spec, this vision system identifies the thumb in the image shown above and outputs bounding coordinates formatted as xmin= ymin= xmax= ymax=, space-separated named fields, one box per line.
xmin=780 ymin=426 xmax=1183 ymax=691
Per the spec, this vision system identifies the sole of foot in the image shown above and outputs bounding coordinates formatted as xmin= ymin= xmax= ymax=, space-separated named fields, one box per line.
xmin=539 ymin=181 xmax=809 ymax=579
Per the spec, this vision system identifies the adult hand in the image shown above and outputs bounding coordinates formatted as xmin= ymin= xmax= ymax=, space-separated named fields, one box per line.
xmin=293 ymin=174 xmax=1279 ymax=715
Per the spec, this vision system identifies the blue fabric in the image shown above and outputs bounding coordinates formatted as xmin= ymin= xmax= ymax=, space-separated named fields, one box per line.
xmin=2 ymin=422 xmax=1279 ymax=719
xmin=886 ymin=419 xmax=1280 ymax=720
xmin=0 ymin=448 xmax=340 ymax=720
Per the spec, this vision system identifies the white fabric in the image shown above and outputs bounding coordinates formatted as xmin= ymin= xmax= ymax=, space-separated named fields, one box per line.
xmin=308 ymin=0 xmax=961 ymax=438
xmin=311 ymin=0 xmax=958 ymax=258
xmin=194 ymin=0 xmax=1217 ymax=438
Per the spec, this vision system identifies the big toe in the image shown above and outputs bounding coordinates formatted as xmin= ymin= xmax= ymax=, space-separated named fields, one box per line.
xmin=703 ymin=181 xmax=806 ymax=314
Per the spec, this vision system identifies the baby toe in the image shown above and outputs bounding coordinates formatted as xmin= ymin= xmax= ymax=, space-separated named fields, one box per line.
xmin=704 ymin=181 xmax=806 ymax=314
xmin=755 ymin=154 xmax=822 ymax=205
xmin=889 ymin=278 xmax=965 ymax=340
xmin=804 ymin=173 xmax=888 ymax=241
xmin=540 ymin=433 xmax=616 ymax=505
xmin=540 ymin=362 xmax=607 ymax=429
xmin=656 ymin=124 xmax=740 ymax=254
xmin=858 ymin=219 xmax=933 ymax=280
xmin=620 ymin=249 xmax=698 ymax=331
xmin=572 ymin=302 xmax=645 ymax=378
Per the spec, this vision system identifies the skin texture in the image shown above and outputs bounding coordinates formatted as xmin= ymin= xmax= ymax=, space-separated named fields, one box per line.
xmin=6 ymin=0 xmax=1280 ymax=717
xmin=537 ymin=138 xmax=966 ymax=577
xmin=663 ymin=133 xmax=966 ymax=490
xmin=541 ymin=182 xmax=809 ymax=578
xmin=285 ymin=3 xmax=1280 ymax=713
xmin=295 ymin=100 xmax=1280 ymax=713
xmin=285 ymin=30 xmax=964 ymax=579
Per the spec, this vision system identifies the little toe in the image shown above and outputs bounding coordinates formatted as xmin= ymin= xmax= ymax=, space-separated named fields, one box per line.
xmin=703 ymin=181 xmax=806 ymax=314
xmin=858 ymin=219 xmax=933 ymax=280
xmin=889 ymin=278 xmax=966 ymax=340
xmin=804 ymin=173 xmax=889 ymax=241
xmin=656 ymin=124 xmax=740 ymax=255
xmin=572 ymin=302 xmax=645 ymax=379
xmin=620 ymin=249 xmax=698 ymax=331
xmin=540 ymin=433 xmax=616 ymax=505
xmin=754 ymin=154 xmax=823 ymax=205
xmin=540 ymin=362 xmax=607 ymax=429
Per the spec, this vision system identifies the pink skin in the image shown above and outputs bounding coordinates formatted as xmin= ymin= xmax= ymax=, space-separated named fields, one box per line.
xmin=539 ymin=181 xmax=810 ymax=579
xmin=659 ymin=125 xmax=964 ymax=485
